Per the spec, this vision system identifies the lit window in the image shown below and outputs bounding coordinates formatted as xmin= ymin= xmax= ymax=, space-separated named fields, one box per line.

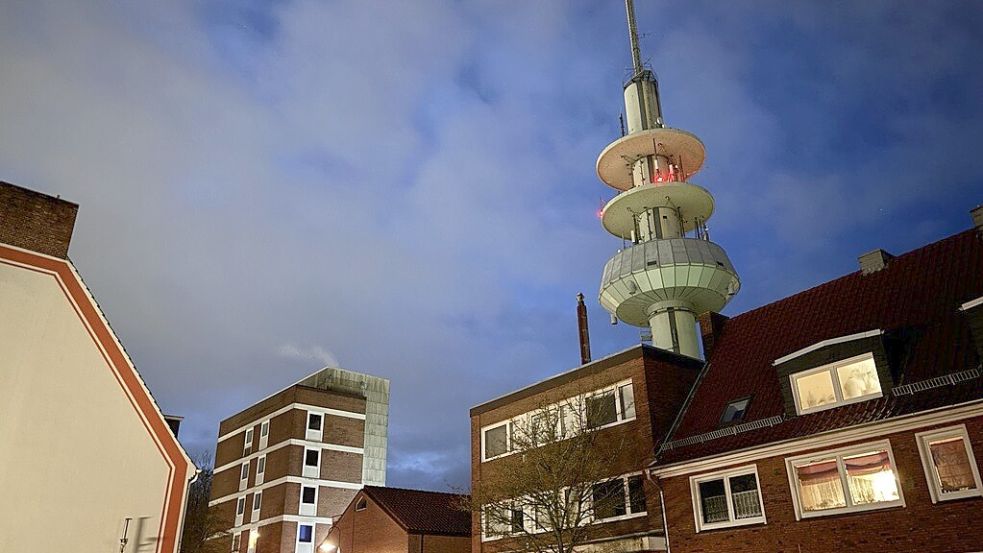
xmin=720 ymin=397 xmax=751 ymax=425
xmin=308 ymin=413 xmax=323 ymax=431
xmin=302 ymin=486 xmax=317 ymax=504
xmin=305 ymin=449 xmax=320 ymax=467
xmin=791 ymin=353 xmax=881 ymax=414
xmin=483 ymin=423 xmax=510 ymax=460
xmin=916 ymin=425 xmax=983 ymax=503
xmin=690 ymin=466 xmax=765 ymax=531
xmin=298 ymin=524 xmax=313 ymax=543
xmin=786 ymin=441 xmax=903 ymax=519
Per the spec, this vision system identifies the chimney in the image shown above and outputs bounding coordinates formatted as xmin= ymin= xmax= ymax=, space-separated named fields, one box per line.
xmin=971 ymin=204 xmax=983 ymax=231
xmin=0 ymin=181 xmax=78 ymax=259
xmin=697 ymin=311 xmax=728 ymax=359
xmin=576 ymin=293 xmax=591 ymax=365
xmin=858 ymin=249 xmax=893 ymax=275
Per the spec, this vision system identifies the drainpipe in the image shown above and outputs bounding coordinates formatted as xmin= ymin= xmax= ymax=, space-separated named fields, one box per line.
xmin=646 ymin=469 xmax=670 ymax=553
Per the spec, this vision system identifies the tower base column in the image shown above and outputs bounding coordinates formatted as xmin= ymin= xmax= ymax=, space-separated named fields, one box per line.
xmin=646 ymin=301 xmax=700 ymax=359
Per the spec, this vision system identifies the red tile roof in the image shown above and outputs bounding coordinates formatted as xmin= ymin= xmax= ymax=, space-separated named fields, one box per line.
xmin=658 ymin=229 xmax=983 ymax=464
xmin=363 ymin=486 xmax=471 ymax=536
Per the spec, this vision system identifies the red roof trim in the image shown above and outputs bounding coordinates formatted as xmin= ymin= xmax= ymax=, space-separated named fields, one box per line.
xmin=0 ymin=244 xmax=192 ymax=553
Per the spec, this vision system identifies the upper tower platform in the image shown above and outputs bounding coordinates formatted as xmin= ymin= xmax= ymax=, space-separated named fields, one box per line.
xmin=596 ymin=0 xmax=740 ymax=359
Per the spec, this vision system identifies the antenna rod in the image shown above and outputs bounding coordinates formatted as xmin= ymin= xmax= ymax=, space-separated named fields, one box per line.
xmin=625 ymin=0 xmax=644 ymax=76
xmin=576 ymin=293 xmax=592 ymax=364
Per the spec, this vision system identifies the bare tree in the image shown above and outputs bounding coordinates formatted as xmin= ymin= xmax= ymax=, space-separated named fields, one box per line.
xmin=465 ymin=391 xmax=643 ymax=553
xmin=180 ymin=453 xmax=229 ymax=553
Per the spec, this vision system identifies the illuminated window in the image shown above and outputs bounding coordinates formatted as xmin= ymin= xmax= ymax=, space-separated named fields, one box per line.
xmin=297 ymin=524 xmax=313 ymax=543
xmin=916 ymin=425 xmax=983 ymax=503
xmin=786 ymin=441 xmax=903 ymax=519
xmin=720 ymin=397 xmax=751 ymax=425
xmin=791 ymin=354 xmax=881 ymax=414
xmin=690 ymin=466 xmax=765 ymax=531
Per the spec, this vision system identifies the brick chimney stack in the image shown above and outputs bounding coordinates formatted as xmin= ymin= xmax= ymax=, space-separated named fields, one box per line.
xmin=0 ymin=181 xmax=78 ymax=259
xmin=697 ymin=311 xmax=729 ymax=360
xmin=577 ymin=293 xmax=591 ymax=365
xmin=971 ymin=204 xmax=983 ymax=231
xmin=858 ymin=249 xmax=894 ymax=275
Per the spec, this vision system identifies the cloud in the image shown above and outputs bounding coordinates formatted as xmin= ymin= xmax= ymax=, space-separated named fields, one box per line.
xmin=1 ymin=0 xmax=980 ymax=491
xmin=277 ymin=344 xmax=340 ymax=368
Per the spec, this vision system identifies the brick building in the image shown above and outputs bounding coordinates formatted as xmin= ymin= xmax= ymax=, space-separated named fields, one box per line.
xmin=208 ymin=368 xmax=389 ymax=553
xmin=0 ymin=181 xmax=196 ymax=552
xmin=470 ymin=344 xmax=703 ymax=552
xmin=321 ymin=486 xmax=470 ymax=553
xmin=648 ymin=218 xmax=983 ymax=553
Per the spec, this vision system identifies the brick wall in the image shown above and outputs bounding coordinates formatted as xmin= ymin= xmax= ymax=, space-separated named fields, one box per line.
xmin=0 ymin=181 xmax=78 ymax=259
xmin=660 ymin=415 xmax=983 ymax=553
xmin=470 ymin=346 xmax=701 ymax=553
xmin=328 ymin=491 xmax=409 ymax=553
xmin=408 ymin=533 xmax=471 ymax=553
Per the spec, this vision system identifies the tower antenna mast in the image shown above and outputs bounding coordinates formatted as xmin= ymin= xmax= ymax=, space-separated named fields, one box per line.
xmin=625 ymin=0 xmax=644 ymax=76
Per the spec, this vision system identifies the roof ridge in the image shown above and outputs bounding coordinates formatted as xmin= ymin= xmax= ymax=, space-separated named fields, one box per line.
xmin=725 ymin=228 xmax=976 ymax=324
xmin=364 ymin=485 xmax=466 ymax=497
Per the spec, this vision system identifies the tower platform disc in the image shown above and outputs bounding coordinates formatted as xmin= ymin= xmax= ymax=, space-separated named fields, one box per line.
xmin=601 ymin=182 xmax=715 ymax=238
xmin=596 ymin=127 xmax=706 ymax=191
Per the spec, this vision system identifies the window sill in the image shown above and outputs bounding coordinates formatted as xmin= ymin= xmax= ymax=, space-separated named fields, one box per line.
xmin=696 ymin=517 xmax=766 ymax=533
xmin=931 ymin=489 xmax=983 ymax=503
xmin=797 ymin=500 xmax=903 ymax=520
xmin=594 ymin=510 xmax=647 ymax=524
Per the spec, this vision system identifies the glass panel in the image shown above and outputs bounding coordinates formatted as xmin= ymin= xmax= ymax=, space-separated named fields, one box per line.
xmin=721 ymin=398 xmax=750 ymax=424
xmin=257 ymin=457 xmax=265 ymax=473
xmin=485 ymin=506 xmax=510 ymax=537
xmin=260 ymin=421 xmax=269 ymax=436
xmin=253 ymin=492 xmax=262 ymax=510
xmin=619 ymin=384 xmax=636 ymax=420
xmin=795 ymin=458 xmax=846 ymax=512
xmin=929 ymin=437 xmax=978 ymax=493
xmin=241 ymin=464 xmax=249 ymax=479
xmin=698 ymin=479 xmax=729 ymax=523
xmin=298 ymin=525 xmax=313 ymax=543
xmin=627 ymin=475 xmax=646 ymax=513
xmin=305 ymin=449 xmax=319 ymax=467
xmin=237 ymin=498 xmax=245 ymax=514
xmin=729 ymin=473 xmax=762 ymax=519
xmin=510 ymin=508 xmax=524 ymax=533
xmin=592 ymin=479 xmax=627 ymax=519
xmin=844 ymin=450 xmax=898 ymax=505
xmin=308 ymin=413 xmax=322 ymax=430
xmin=484 ymin=425 xmax=509 ymax=458
xmin=836 ymin=357 xmax=881 ymax=400
xmin=794 ymin=371 xmax=837 ymax=411
xmin=302 ymin=487 xmax=316 ymax=504
xmin=586 ymin=392 xmax=618 ymax=429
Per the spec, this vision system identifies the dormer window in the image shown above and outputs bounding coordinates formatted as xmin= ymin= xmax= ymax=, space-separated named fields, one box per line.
xmin=790 ymin=353 xmax=881 ymax=414
xmin=720 ymin=397 xmax=750 ymax=426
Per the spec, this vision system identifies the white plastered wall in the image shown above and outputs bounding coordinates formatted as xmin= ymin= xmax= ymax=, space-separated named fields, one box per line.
xmin=0 ymin=260 xmax=173 ymax=553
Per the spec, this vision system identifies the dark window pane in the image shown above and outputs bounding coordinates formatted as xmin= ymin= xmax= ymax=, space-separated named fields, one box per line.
xmin=627 ymin=475 xmax=646 ymax=513
xmin=298 ymin=525 xmax=313 ymax=543
xmin=308 ymin=413 xmax=322 ymax=430
xmin=728 ymin=474 xmax=762 ymax=519
xmin=302 ymin=487 xmax=316 ymax=504
xmin=592 ymin=479 xmax=627 ymax=519
xmin=305 ymin=449 xmax=319 ymax=466
xmin=698 ymin=479 xmax=728 ymax=524
xmin=356 ymin=498 xmax=367 ymax=511
xmin=721 ymin=398 xmax=750 ymax=425
xmin=586 ymin=392 xmax=618 ymax=429
xmin=510 ymin=508 xmax=524 ymax=533
xmin=484 ymin=425 xmax=509 ymax=458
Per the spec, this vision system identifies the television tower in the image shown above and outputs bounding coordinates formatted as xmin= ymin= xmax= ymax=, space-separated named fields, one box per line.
xmin=597 ymin=0 xmax=740 ymax=358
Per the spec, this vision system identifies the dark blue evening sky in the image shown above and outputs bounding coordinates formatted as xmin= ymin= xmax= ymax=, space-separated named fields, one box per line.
xmin=1 ymin=1 xmax=981 ymax=491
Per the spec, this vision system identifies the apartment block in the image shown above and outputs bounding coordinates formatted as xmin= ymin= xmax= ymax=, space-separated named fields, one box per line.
xmin=209 ymin=368 xmax=389 ymax=553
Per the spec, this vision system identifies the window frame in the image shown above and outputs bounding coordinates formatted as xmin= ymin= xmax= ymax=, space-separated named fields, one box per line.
xmin=296 ymin=523 xmax=314 ymax=544
xmin=255 ymin=454 xmax=266 ymax=486
xmin=231 ymin=532 xmax=241 ymax=552
xmin=790 ymin=353 xmax=882 ymax=415
xmin=590 ymin=472 xmax=648 ymax=523
xmin=689 ymin=465 xmax=766 ymax=532
xmin=303 ymin=447 xmax=321 ymax=478
xmin=785 ymin=439 xmax=905 ymax=520
xmin=915 ymin=424 xmax=983 ymax=503
xmin=299 ymin=485 xmax=318 ymax=516
xmin=252 ymin=491 xmax=262 ymax=518
xmin=243 ymin=427 xmax=254 ymax=455
xmin=481 ymin=421 xmax=512 ymax=461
